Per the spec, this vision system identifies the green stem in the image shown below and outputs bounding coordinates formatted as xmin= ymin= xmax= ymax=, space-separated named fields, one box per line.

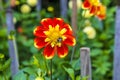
xmin=50 ymin=59 xmax=52 ymax=80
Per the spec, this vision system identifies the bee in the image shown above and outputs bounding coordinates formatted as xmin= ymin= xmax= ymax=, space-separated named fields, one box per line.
xmin=57 ymin=37 xmax=62 ymax=43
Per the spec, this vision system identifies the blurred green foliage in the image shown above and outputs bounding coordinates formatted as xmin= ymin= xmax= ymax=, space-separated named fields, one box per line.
xmin=0 ymin=0 xmax=115 ymax=80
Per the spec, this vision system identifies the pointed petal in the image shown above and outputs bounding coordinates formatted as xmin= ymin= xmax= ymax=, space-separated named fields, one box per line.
xmin=97 ymin=14 xmax=106 ymax=20
xmin=34 ymin=37 xmax=47 ymax=49
xmin=41 ymin=18 xmax=53 ymax=28
xmin=61 ymin=24 xmax=73 ymax=35
xmin=96 ymin=5 xmax=106 ymax=20
xmin=60 ymin=28 xmax=67 ymax=34
xmin=63 ymin=35 xmax=76 ymax=46
xmin=57 ymin=44 xmax=68 ymax=58
xmin=33 ymin=26 xmax=46 ymax=37
xmin=43 ymin=44 xmax=55 ymax=59
xmin=90 ymin=6 xmax=97 ymax=14
xmin=53 ymin=18 xmax=64 ymax=27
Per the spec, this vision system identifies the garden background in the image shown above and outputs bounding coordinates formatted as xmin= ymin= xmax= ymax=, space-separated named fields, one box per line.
xmin=0 ymin=0 xmax=116 ymax=80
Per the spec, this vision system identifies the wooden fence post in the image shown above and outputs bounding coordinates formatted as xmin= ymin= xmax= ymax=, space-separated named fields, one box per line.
xmin=72 ymin=0 xmax=77 ymax=36
xmin=80 ymin=47 xmax=92 ymax=80
xmin=70 ymin=0 xmax=77 ymax=62
xmin=114 ymin=6 xmax=120 ymax=80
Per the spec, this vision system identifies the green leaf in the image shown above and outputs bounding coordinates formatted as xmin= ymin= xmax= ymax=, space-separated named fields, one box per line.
xmin=71 ymin=59 xmax=80 ymax=70
xmin=29 ymin=75 xmax=36 ymax=80
xmin=76 ymin=76 xmax=80 ymax=80
xmin=91 ymin=42 xmax=103 ymax=48
xmin=63 ymin=66 xmax=75 ymax=80
xmin=0 ymin=59 xmax=11 ymax=71
xmin=0 ymin=28 xmax=7 ymax=37
xmin=13 ymin=71 xmax=26 ymax=80
xmin=33 ymin=54 xmax=48 ymax=71
xmin=91 ymin=49 xmax=102 ymax=57
xmin=22 ymin=67 xmax=35 ymax=75
xmin=102 ymin=0 xmax=111 ymax=6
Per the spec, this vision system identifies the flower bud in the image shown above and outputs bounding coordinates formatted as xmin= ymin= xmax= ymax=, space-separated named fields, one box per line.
xmin=27 ymin=0 xmax=38 ymax=7
xmin=83 ymin=26 xmax=96 ymax=39
xmin=20 ymin=4 xmax=31 ymax=14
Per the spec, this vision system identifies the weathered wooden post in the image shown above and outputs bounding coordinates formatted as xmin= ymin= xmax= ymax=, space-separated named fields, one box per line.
xmin=113 ymin=1 xmax=120 ymax=79
xmin=60 ymin=0 xmax=67 ymax=18
xmin=70 ymin=0 xmax=77 ymax=62
xmin=80 ymin=47 xmax=92 ymax=80
xmin=6 ymin=0 xmax=19 ymax=79
xmin=71 ymin=0 xmax=77 ymax=36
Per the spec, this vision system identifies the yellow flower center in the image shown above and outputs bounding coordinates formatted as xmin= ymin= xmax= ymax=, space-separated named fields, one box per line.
xmin=90 ymin=0 xmax=100 ymax=6
xmin=44 ymin=25 xmax=67 ymax=47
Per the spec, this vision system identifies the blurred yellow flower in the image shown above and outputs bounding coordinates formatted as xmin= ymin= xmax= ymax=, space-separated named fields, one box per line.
xmin=83 ymin=26 xmax=96 ymax=39
xmin=82 ymin=10 xmax=93 ymax=18
xmin=35 ymin=77 xmax=44 ymax=80
xmin=47 ymin=6 xmax=54 ymax=12
xmin=15 ymin=0 xmax=20 ymax=5
xmin=27 ymin=0 xmax=38 ymax=7
xmin=68 ymin=0 xmax=82 ymax=10
xmin=13 ymin=17 xmax=17 ymax=24
xmin=0 ymin=53 xmax=4 ymax=59
xmin=20 ymin=4 xmax=31 ymax=14
xmin=84 ymin=20 xmax=91 ymax=26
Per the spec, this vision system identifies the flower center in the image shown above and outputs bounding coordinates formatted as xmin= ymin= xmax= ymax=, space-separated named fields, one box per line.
xmin=90 ymin=0 xmax=100 ymax=6
xmin=44 ymin=25 xmax=67 ymax=47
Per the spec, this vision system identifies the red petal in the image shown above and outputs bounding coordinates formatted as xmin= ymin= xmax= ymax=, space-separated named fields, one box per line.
xmin=34 ymin=37 xmax=47 ymax=49
xmin=41 ymin=18 xmax=64 ymax=28
xmin=90 ymin=6 xmax=97 ymax=14
xmin=96 ymin=5 xmax=106 ymax=20
xmin=57 ymin=44 xmax=68 ymax=58
xmin=61 ymin=24 xmax=73 ymax=35
xmin=40 ymin=18 xmax=53 ymax=28
xmin=43 ymin=44 xmax=55 ymax=59
xmin=82 ymin=0 xmax=91 ymax=9
xmin=53 ymin=18 xmax=64 ymax=27
xmin=97 ymin=14 xmax=106 ymax=20
xmin=33 ymin=26 xmax=46 ymax=37
xmin=63 ymin=35 xmax=76 ymax=46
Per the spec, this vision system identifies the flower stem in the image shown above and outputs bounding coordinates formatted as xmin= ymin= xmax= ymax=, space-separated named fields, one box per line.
xmin=50 ymin=59 xmax=52 ymax=80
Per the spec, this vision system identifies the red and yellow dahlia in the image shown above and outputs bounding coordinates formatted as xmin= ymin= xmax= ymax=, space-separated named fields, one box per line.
xmin=33 ymin=18 xmax=76 ymax=59
xmin=82 ymin=0 xmax=106 ymax=20
xmin=82 ymin=0 xmax=100 ymax=14
xmin=96 ymin=4 xmax=106 ymax=20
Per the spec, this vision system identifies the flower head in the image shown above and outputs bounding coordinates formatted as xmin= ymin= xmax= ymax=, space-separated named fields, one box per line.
xmin=35 ymin=77 xmax=44 ymax=80
xmin=15 ymin=0 xmax=20 ymax=5
xmin=34 ymin=18 xmax=76 ymax=59
xmin=20 ymin=4 xmax=31 ymax=14
xmin=82 ymin=10 xmax=93 ymax=18
xmin=27 ymin=0 xmax=38 ymax=7
xmin=83 ymin=26 xmax=96 ymax=39
xmin=82 ymin=0 xmax=100 ymax=14
xmin=47 ymin=6 xmax=54 ymax=12
xmin=82 ymin=0 xmax=106 ymax=20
